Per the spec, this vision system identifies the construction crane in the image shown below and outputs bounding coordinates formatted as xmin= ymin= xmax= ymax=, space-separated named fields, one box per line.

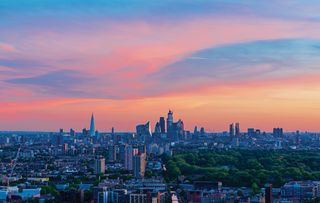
xmin=7 ymin=147 xmax=21 ymax=187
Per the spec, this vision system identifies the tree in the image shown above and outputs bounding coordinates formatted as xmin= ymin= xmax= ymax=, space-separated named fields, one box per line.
xmin=167 ymin=160 xmax=181 ymax=180
xmin=251 ymin=182 xmax=260 ymax=195
xmin=41 ymin=185 xmax=60 ymax=198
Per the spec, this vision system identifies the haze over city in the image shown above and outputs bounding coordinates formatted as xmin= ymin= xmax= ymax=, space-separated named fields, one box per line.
xmin=1 ymin=1 xmax=320 ymax=131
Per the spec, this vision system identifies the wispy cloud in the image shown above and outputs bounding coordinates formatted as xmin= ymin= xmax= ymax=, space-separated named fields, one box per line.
xmin=0 ymin=59 xmax=48 ymax=69
xmin=6 ymin=70 xmax=93 ymax=97
xmin=149 ymin=39 xmax=320 ymax=94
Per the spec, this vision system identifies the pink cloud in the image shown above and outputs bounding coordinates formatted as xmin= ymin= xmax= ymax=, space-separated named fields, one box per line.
xmin=10 ymin=16 xmax=320 ymax=73
xmin=1 ymin=16 xmax=320 ymax=131
xmin=0 ymin=42 xmax=15 ymax=52
xmin=1 ymin=16 xmax=320 ymax=100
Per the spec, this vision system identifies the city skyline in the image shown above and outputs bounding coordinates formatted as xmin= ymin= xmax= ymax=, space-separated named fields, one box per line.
xmin=1 ymin=1 xmax=320 ymax=131
xmin=0 ymin=111 xmax=294 ymax=134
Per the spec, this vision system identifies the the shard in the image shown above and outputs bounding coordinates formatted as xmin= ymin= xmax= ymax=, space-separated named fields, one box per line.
xmin=90 ymin=113 xmax=95 ymax=136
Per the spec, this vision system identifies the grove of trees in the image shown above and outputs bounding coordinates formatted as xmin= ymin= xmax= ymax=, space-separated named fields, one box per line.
xmin=162 ymin=149 xmax=320 ymax=187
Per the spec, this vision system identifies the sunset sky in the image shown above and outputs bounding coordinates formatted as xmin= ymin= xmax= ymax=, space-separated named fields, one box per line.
xmin=1 ymin=1 xmax=320 ymax=132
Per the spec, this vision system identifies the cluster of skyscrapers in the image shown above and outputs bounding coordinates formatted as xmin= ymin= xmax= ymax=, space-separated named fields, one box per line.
xmin=136 ymin=110 xmax=185 ymax=142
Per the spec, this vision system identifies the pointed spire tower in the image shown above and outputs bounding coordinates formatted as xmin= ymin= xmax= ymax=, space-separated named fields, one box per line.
xmin=90 ymin=113 xmax=95 ymax=136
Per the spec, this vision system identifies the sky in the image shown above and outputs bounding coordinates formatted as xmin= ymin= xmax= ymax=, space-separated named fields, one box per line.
xmin=1 ymin=0 xmax=320 ymax=132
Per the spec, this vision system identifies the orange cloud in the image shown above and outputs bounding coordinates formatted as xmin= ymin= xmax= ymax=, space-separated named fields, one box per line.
xmin=1 ymin=73 xmax=320 ymax=132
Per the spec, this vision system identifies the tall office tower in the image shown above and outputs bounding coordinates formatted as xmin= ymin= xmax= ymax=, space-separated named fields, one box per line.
xmin=124 ymin=145 xmax=133 ymax=170
xmin=235 ymin=123 xmax=240 ymax=137
xmin=63 ymin=143 xmax=68 ymax=154
xmin=174 ymin=119 xmax=185 ymax=140
xmin=90 ymin=113 xmax=95 ymax=136
xmin=273 ymin=128 xmax=283 ymax=137
xmin=229 ymin=123 xmax=235 ymax=137
xmin=57 ymin=129 xmax=64 ymax=145
xmin=133 ymin=152 xmax=146 ymax=178
xmin=194 ymin=126 xmax=198 ymax=135
xmin=159 ymin=117 xmax=166 ymax=133
xmin=247 ymin=128 xmax=255 ymax=137
xmin=255 ymin=129 xmax=261 ymax=136
xmin=154 ymin=122 xmax=161 ymax=134
xmin=82 ymin=128 xmax=88 ymax=136
xmin=200 ymin=127 xmax=205 ymax=136
xmin=136 ymin=122 xmax=152 ymax=141
xmin=192 ymin=126 xmax=199 ymax=140
xmin=70 ymin=128 xmax=75 ymax=137
xmin=166 ymin=110 xmax=173 ymax=133
xmin=119 ymin=144 xmax=126 ymax=162
xmin=108 ymin=145 xmax=117 ymax=162
xmin=111 ymin=127 xmax=118 ymax=143
xmin=94 ymin=157 xmax=105 ymax=174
